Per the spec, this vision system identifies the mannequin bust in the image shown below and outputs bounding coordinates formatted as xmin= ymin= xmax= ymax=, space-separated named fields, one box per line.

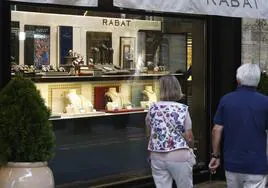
xmin=80 ymin=95 xmax=94 ymax=113
xmin=142 ymin=86 xmax=157 ymax=102
xmin=105 ymin=87 xmax=122 ymax=110
xmin=106 ymin=102 xmax=120 ymax=111
xmin=66 ymin=89 xmax=82 ymax=113
xmin=66 ymin=89 xmax=93 ymax=114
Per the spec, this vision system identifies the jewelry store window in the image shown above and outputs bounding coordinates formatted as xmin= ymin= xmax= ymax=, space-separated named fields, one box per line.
xmin=10 ymin=4 xmax=207 ymax=186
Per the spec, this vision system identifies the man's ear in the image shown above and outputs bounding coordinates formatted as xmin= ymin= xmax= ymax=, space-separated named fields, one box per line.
xmin=237 ymin=79 xmax=241 ymax=85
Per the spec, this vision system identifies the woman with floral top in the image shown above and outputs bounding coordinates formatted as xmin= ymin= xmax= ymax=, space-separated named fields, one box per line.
xmin=146 ymin=75 xmax=194 ymax=188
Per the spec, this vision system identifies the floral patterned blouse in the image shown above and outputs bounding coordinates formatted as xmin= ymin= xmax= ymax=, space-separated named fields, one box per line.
xmin=146 ymin=101 xmax=189 ymax=152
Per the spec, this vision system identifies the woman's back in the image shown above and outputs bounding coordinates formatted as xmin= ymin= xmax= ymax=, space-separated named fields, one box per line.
xmin=147 ymin=101 xmax=189 ymax=152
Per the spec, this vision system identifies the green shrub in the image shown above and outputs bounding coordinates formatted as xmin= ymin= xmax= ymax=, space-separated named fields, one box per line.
xmin=0 ymin=76 xmax=55 ymax=165
xmin=258 ymin=73 xmax=268 ymax=96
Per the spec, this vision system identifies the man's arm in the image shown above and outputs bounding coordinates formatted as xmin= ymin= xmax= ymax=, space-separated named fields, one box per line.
xmin=212 ymin=124 xmax=223 ymax=156
xmin=209 ymin=97 xmax=224 ymax=173
xmin=209 ymin=124 xmax=223 ymax=173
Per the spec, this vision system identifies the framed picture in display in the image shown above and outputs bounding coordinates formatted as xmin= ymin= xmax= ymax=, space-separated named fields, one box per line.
xmin=24 ymin=25 xmax=50 ymax=68
xmin=86 ymin=32 xmax=112 ymax=64
xmin=120 ymin=37 xmax=136 ymax=69
xmin=58 ymin=26 xmax=73 ymax=65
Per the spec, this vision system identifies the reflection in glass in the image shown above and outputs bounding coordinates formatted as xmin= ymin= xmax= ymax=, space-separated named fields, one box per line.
xmin=11 ymin=21 xmax=19 ymax=65
xmin=161 ymin=34 xmax=186 ymax=73
xmin=138 ymin=30 xmax=187 ymax=73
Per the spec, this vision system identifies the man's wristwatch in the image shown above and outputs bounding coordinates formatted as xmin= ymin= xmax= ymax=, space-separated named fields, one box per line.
xmin=211 ymin=153 xmax=220 ymax=159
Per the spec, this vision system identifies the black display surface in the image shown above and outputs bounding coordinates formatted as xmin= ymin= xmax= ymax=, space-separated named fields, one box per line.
xmin=49 ymin=113 xmax=149 ymax=185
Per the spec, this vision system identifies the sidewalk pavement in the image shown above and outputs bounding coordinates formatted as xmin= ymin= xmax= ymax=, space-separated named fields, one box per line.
xmin=194 ymin=181 xmax=226 ymax=188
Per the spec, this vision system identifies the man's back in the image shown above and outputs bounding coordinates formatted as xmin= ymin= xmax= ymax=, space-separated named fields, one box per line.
xmin=214 ymin=86 xmax=268 ymax=174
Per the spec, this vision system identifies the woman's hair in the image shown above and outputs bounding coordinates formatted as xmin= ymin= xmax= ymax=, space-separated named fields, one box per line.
xmin=236 ymin=63 xmax=261 ymax=87
xmin=159 ymin=75 xmax=184 ymax=101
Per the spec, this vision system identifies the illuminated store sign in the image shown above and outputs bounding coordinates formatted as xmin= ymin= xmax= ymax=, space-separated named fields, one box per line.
xmin=114 ymin=0 xmax=268 ymax=19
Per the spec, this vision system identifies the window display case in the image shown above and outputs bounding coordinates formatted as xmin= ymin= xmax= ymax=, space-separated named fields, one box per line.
xmin=33 ymin=74 xmax=185 ymax=117
xmin=9 ymin=7 xmax=207 ymax=186
xmin=32 ymin=73 xmax=186 ymax=186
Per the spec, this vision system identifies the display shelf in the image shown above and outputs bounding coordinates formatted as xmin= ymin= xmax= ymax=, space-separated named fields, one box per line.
xmin=29 ymin=73 xmax=185 ymax=83
xmin=104 ymin=108 xmax=144 ymax=113
xmin=49 ymin=109 xmax=148 ymax=121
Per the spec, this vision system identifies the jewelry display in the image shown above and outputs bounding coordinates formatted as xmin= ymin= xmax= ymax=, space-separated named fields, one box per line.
xmin=91 ymin=47 xmax=99 ymax=64
xmin=142 ymin=86 xmax=157 ymax=102
xmin=108 ymin=48 xmax=114 ymax=64
xmin=140 ymin=86 xmax=157 ymax=109
xmin=140 ymin=101 xmax=150 ymax=109
xmin=146 ymin=61 xmax=155 ymax=72
xmin=66 ymin=89 xmax=95 ymax=114
xmin=90 ymin=45 xmax=131 ymax=76
xmin=104 ymin=87 xmax=123 ymax=110
xmin=72 ymin=54 xmax=84 ymax=67
xmin=104 ymin=87 xmax=136 ymax=112
xmin=99 ymin=44 xmax=109 ymax=64
xmin=72 ymin=53 xmax=85 ymax=75
xmin=106 ymin=102 xmax=120 ymax=111
xmin=11 ymin=64 xmax=36 ymax=75
xmin=66 ymin=89 xmax=82 ymax=113
xmin=64 ymin=50 xmax=76 ymax=65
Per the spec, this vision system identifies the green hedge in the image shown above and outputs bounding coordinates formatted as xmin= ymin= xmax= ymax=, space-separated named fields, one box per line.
xmin=0 ymin=76 xmax=55 ymax=165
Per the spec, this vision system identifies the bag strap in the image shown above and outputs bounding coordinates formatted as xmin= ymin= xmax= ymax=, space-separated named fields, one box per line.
xmin=157 ymin=104 xmax=191 ymax=148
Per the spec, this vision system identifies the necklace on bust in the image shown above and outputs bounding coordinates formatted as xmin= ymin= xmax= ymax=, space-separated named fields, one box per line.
xmin=145 ymin=89 xmax=155 ymax=94
xmin=106 ymin=91 xmax=119 ymax=99
xmin=68 ymin=93 xmax=81 ymax=106
xmin=106 ymin=91 xmax=122 ymax=105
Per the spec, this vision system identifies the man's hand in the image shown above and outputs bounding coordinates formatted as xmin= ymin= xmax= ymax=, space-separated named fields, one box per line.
xmin=208 ymin=158 xmax=220 ymax=174
xmin=209 ymin=124 xmax=223 ymax=174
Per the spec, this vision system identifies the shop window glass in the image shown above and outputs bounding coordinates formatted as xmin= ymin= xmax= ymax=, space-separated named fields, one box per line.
xmin=10 ymin=4 xmax=207 ymax=186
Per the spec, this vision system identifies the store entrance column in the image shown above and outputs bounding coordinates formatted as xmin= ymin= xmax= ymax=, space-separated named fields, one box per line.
xmin=0 ymin=0 xmax=11 ymax=89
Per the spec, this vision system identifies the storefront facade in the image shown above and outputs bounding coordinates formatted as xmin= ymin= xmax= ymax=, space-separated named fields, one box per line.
xmin=241 ymin=18 xmax=268 ymax=73
xmin=0 ymin=0 xmax=243 ymax=187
